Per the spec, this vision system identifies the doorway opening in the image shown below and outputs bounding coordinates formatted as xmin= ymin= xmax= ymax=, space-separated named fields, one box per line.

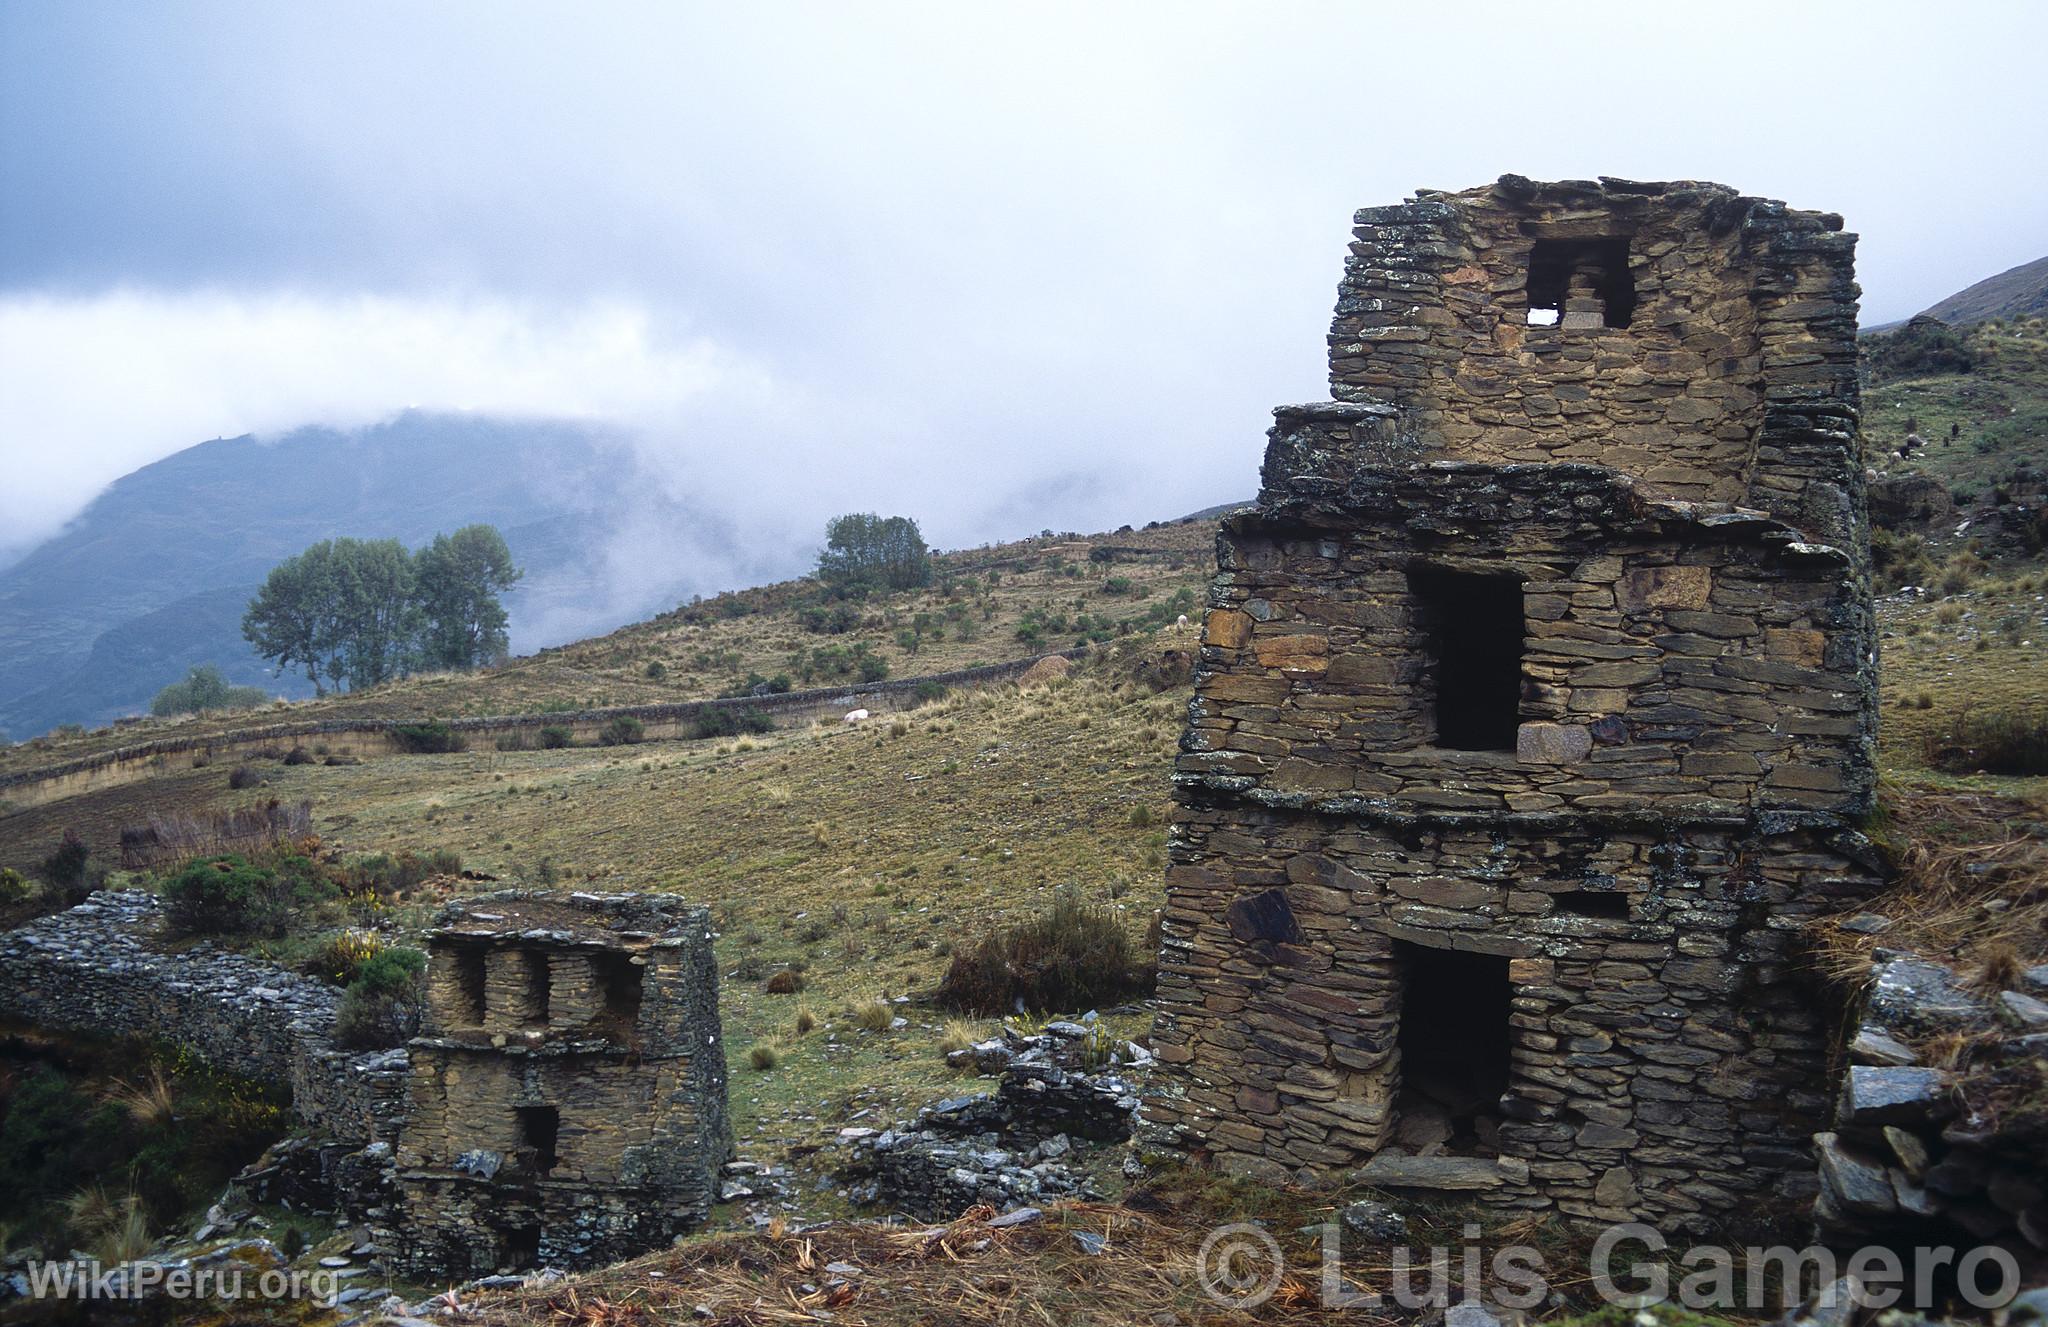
xmin=1393 ymin=942 xmax=1512 ymax=1156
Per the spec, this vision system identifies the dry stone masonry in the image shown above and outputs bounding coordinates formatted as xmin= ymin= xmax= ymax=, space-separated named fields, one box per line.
xmin=0 ymin=887 xmax=729 ymax=1279
xmin=1144 ymin=176 xmax=1881 ymax=1234
xmin=393 ymin=890 xmax=729 ymax=1277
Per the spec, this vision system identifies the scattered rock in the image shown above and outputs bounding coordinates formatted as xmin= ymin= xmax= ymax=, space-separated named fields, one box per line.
xmin=1339 ymin=1199 xmax=1406 ymax=1241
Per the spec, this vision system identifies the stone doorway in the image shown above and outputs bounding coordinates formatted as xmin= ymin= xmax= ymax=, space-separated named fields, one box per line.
xmin=1391 ymin=942 xmax=1511 ymax=1157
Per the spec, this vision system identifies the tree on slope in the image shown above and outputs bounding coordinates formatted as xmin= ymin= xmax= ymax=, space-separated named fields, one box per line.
xmin=414 ymin=524 xmax=523 ymax=670
xmin=816 ymin=513 xmax=932 ymax=591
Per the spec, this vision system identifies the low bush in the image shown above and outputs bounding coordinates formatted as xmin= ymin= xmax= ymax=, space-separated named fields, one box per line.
xmin=281 ymin=746 xmax=314 ymax=766
xmin=1923 ymin=708 xmax=2048 ymax=776
xmin=599 ymin=715 xmax=645 ymax=746
xmin=852 ymin=999 xmax=896 ymax=1032
xmin=935 ymin=889 xmax=1155 ymax=1015
xmin=38 ymin=830 xmax=100 ymax=903
xmin=390 ymin=721 xmax=462 ymax=754
xmin=300 ymin=929 xmax=390 ymax=986
xmin=0 ymin=867 xmax=33 ymax=905
xmin=348 ymin=848 xmax=461 ymax=896
xmin=686 ymin=706 xmax=775 ymax=740
xmin=161 ymin=853 xmax=331 ymax=937
xmin=538 ymin=725 xmax=573 ymax=749
xmin=645 ymin=660 xmax=667 ymax=680
xmin=913 ymin=680 xmax=949 ymax=706
xmin=227 ymin=764 xmax=264 ymax=790
xmin=333 ymin=946 xmax=426 ymax=1049
xmin=764 ymin=968 xmax=805 ymax=994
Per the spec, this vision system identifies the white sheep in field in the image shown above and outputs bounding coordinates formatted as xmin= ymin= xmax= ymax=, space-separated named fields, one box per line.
xmin=1174 ymin=614 xmax=1191 ymax=634
xmin=843 ymin=708 xmax=871 ymax=724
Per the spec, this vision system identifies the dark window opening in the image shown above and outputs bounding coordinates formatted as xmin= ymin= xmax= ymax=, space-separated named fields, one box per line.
xmin=1526 ymin=237 xmax=1635 ymax=328
xmin=452 ymin=945 xmax=487 ymax=1027
xmin=594 ymin=953 xmax=644 ymax=1031
xmin=523 ymin=949 xmax=551 ymax=1027
xmin=1395 ymin=943 xmax=1512 ymax=1156
xmin=1552 ymin=890 xmax=1630 ymax=920
xmin=502 ymin=1224 xmax=541 ymax=1271
xmin=514 ymin=1105 xmax=560 ymax=1176
xmin=1410 ymin=568 xmax=1525 ymax=751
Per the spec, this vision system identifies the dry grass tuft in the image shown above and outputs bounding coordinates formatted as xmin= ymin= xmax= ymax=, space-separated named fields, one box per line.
xmin=793 ymin=1005 xmax=816 ymax=1036
xmin=106 ymin=1066 xmax=178 ymax=1130
xmin=936 ymin=1018 xmax=982 ymax=1057
xmin=852 ymin=998 xmax=895 ymax=1032
xmin=1810 ymin=783 xmax=2048 ymax=991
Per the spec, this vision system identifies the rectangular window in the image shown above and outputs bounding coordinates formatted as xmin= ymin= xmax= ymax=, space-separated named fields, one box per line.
xmin=514 ymin=1105 xmax=560 ymax=1176
xmin=1526 ymin=236 xmax=1635 ymax=328
xmin=1552 ymin=890 xmax=1630 ymax=920
xmin=1410 ymin=568 xmax=1525 ymax=751
xmin=452 ymin=945 xmax=487 ymax=1027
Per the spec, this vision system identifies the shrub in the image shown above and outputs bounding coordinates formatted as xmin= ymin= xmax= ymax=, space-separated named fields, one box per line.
xmin=538 ymin=725 xmax=573 ymax=749
xmin=282 ymin=746 xmax=314 ymax=766
xmin=163 ymin=855 xmax=290 ymax=936
xmin=301 ymin=929 xmax=389 ymax=986
xmin=333 ymin=947 xmax=426 ymax=1049
xmin=39 ymin=830 xmax=93 ymax=896
xmin=913 ymin=680 xmax=949 ymax=706
xmin=0 ymin=867 xmax=33 ymax=905
xmin=686 ymin=706 xmax=774 ymax=740
xmin=852 ymin=999 xmax=896 ymax=1032
xmin=1922 ymin=709 xmax=2048 ymax=776
xmin=227 ymin=765 xmax=264 ymax=790
xmin=150 ymin=664 xmax=268 ymax=718
xmin=747 ymin=1043 xmax=781 ymax=1071
xmin=793 ymin=1006 xmax=817 ymax=1036
xmin=764 ymin=968 xmax=805 ymax=995
xmin=1100 ymin=575 xmax=1134 ymax=596
xmin=391 ymin=721 xmax=462 ymax=754
xmin=349 ymin=848 xmax=461 ymax=896
xmin=598 ymin=715 xmax=645 ymax=746
xmin=645 ymin=660 xmax=667 ymax=680
xmin=935 ymin=890 xmax=1155 ymax=1015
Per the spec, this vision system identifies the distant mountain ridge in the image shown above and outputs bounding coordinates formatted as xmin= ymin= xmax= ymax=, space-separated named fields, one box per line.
xmin=1918 ymin=255 xmax=2048 ymax=326
xmin=0 ymin=413 xmax=771 ymax=741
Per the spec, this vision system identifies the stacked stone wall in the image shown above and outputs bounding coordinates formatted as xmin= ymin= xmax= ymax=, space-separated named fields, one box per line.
xmin=0 ymin=891 xmax=408 ymax=1143
xmin=1146 ymin=177 xmax=1876 ymax=1234
xmin=1327 ymin=176 xmax=1861 ymax=531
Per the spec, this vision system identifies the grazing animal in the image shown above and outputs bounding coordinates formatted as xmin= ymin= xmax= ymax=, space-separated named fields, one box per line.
xmin=843 ymin=708 xmax=870 ymax=723
xmin=1174 ymin=614 xmax=1191 ymax=634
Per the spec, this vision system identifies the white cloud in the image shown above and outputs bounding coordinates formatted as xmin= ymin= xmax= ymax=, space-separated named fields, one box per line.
xmin=0 ymin=290 xmax=768 ymax=559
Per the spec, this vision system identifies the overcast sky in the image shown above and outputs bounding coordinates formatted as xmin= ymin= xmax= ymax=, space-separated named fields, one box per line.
xmin=3 ymin=1 xmax=2044 ymax=570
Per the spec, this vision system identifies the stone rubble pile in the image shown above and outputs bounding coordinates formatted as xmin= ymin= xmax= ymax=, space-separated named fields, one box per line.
xmin=838 ymin=1017 xmax=1149 ymax=1219
xmin=1815 ymin=949 xmax=2048 ymax=1270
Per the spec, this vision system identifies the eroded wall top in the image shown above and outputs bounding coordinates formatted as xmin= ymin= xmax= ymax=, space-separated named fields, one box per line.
xmin=1325 ymin=175 xmax=1860 ymax=520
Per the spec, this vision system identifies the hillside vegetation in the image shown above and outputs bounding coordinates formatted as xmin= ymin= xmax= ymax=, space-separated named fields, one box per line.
xmin=0 ymin=519 xmax=1219 ymax=776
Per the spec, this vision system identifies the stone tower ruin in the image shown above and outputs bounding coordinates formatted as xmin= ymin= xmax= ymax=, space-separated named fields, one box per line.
xmin=1145 ymin=176 xmax=1880 ymax=1232
xmin=393 ymin=890 xmax=729 ymax=1275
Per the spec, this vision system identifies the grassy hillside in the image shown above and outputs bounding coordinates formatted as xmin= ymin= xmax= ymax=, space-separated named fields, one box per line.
xmin=1864 ymin=314 xmax=2048 ymax=503
xmin=1919 ymin=253 xmax=2048 ymax=326
xmin=0 ymin=518 xmax=1220 ymax=775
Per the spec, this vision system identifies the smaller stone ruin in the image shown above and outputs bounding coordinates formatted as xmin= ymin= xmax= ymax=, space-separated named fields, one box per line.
xmin=391 ymin=890 xmax=729 ymax=1276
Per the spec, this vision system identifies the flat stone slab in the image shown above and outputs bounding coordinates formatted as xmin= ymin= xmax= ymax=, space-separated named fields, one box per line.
xmin=1842 ymin=1065 xmax=1951 ymax=1126
xmin=1355 ymin=1154 xmax=1504 ymax=1191
xmin=1866 ymin=958 xmax=1988 ymax=1036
